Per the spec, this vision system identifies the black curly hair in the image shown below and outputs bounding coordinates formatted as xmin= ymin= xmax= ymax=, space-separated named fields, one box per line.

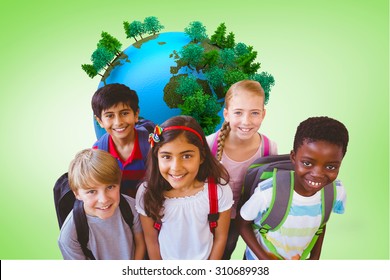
xmin=293 ymin=116 xmax=349 ymax=157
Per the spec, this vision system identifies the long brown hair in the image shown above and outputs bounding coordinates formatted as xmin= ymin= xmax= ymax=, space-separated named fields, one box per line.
xmin=144 ymin=115 xmax=229 ymax=221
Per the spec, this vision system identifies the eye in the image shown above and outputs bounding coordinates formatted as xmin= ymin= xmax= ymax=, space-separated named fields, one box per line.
xmin=182 ymin=154 xmax=193 ymax=159
xmin=160 ymin=154 xmax=171 ymax=160
xmin=107 ymin=185 xmax=115 ymax=190
xmin=104 ymin=113 xmax=113 ymax=119
xmin=121 ymin=111 xmax=130 ymax=116
xmin=233 ymin=111 xmax=242 ymax=116
xmin=251 ymin=111 xmax=260 ymax=116
xmin=86 ymin=190 xmax=96 ymax=195
xmin=302 ymin=161 xmax=312 ymax=167
xmin=326 ymin=165 xmax=338 ymax=171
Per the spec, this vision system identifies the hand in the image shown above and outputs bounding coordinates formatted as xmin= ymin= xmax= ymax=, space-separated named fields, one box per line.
xmin=290 ymin=254 xmax=300 ymax=260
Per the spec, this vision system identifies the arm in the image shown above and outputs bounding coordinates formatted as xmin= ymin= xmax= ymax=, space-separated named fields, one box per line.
xmin=132 ymin=231 xmax=146 ymax=260
xmin=308 ymin=225 xmax=326 ymax=260
xmin=236 ymin=212 xmax=280 ymax=260
xmin=208 ymin=209 xmax=231 ymax=260
xmin=139 ymin=215 xmax=162 ymax=260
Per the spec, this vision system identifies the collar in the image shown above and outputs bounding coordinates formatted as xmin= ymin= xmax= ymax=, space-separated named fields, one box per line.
xmin=108 ymin=129 xmax=142 ymax=166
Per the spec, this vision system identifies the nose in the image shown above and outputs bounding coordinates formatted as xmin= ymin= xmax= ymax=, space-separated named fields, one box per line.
xmin=311 ymin=165 xmax=325 ymax=178
xmin=170 ymin=157 xmax=182 ymax=171
xmin=114 ymin=114 xmax=123 ymax=125
xmin=242 ymin=113 xmax=251 ymax=124
xmin=97 ymin=191 xmax=109 ymax=203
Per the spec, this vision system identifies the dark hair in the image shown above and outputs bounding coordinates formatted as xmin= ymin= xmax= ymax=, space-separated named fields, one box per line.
xmin=91 ymin=83 xmax=139 ymax=119
xmin=144 ymin=115 xmax=230 ymax=221
xmin=293 ymin=116 xmax=349 ymax=157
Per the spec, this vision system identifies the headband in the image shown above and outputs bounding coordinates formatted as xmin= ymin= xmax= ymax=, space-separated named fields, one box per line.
xmin=148 ymin=125 xmax=204 ymax=147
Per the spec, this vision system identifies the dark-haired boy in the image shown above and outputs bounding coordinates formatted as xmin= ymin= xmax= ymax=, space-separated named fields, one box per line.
xmin=92 ymin=83 xmax=153 ymax=198
xmin=238 ymin=116 xmax=349 ymax=260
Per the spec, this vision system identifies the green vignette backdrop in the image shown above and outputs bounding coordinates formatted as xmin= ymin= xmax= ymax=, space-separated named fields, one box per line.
xmin=0 ymin=0 xmax=388 ymax=260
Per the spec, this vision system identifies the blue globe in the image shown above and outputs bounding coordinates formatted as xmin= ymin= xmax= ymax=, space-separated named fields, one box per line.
xmin=94 ymin=32 xmax=223 ymax=139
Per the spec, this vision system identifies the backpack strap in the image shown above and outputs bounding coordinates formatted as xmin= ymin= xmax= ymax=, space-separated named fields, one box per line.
xmin=152 ymin=178 xmax=219 ymax=235
xmin=211 ymin=131 xmax=219 ymax=157
xmin=259 ymin=169 xmax=294 ymax=232
xmin=73 ymin=195 xmax=134 ymax=260
xmin=208 ymin=177 xmax=219 ymax=234
xmin=73 ymin=200 xmax=95 ymax=260
xmin=261 ymin=134 xmax=270 ymax=157
xmin=252 ymin=169 xmax=294 ymax=260
xmin=94 ymin=133 xmax=110 ymax=151
xmin=119 ymin=194 xmax=134 ymax=229
xmin=300 ymin=182 xmax=335 ymax=260
xmin=136 ymin=127 xmax=150 ymax=165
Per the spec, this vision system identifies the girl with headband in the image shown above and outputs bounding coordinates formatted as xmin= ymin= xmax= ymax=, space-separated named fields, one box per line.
xmin=135 ymin=115 xmax=233 ymax=259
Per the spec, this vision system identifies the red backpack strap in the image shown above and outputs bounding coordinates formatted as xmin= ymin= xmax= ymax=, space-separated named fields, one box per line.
xmin=211 ymin=131 xmax=220 ymax=157
xmin=208 ymin=177 xmax=219 ymax=234
xmin=261 ymin=134 xmax=270 ymax=157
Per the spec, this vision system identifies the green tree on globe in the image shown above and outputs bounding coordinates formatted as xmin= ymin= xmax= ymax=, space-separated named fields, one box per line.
xmin=82 ymin=16 xmax=275 ymax=138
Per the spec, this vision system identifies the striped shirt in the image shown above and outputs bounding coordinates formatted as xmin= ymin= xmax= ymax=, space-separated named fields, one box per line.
xmin=240 ymin=176 xmax=346 ymax=260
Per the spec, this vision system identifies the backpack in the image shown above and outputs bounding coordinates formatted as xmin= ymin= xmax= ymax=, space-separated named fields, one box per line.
xmin=152 ymin=177 xmax=219 ymax=235
xmin=239 ymin=154 xmax=336 ymax=260
xmin=53 ymin=172 xmax=134 ymax=259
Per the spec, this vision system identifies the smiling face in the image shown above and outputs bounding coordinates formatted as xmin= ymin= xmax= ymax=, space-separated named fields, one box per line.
xmin=74 ymin=182 xmax=120 ymax=219
xmin=290 ymin=140 xmax=344 ymax=197
xmin=157 ymin=134 xmax=203 ymax=193
xmin=96 ymin=102 xmax=139 ymax=141
xmin=223 ymin=89 xmax=266 ymax=140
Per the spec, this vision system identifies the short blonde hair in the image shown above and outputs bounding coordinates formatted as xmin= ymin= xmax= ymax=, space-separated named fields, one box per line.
xmin=68 ymin=149 xmax=121 ymax=192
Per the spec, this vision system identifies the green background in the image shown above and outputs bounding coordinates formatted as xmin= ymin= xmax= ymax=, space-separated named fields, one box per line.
xmin=0 ymin=0 xmax=388 ymax=260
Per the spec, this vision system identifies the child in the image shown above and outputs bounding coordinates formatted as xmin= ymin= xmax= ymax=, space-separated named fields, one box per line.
xmin=91 ymin=83 xmax=153 ymax=198
xmin=206 ymin=79 xmax=278 ymax=259
xmin=238 ymin=116 xmax=349 ymax=260
xmin=58 ymin=148 xmax=145 ymax=259
xmin=135 ymin=115 xmax=234 ymax=260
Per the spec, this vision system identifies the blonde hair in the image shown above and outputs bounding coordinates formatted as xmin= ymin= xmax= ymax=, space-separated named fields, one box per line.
xmin=68 ymin=149 xmax=121 ymax=192
xmin=216 ymin=80 xmax=265 ymax=161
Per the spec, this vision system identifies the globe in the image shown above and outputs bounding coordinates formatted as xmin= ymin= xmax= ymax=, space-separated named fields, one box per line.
xmin=93 ymin=31 xmax=223 ymax=139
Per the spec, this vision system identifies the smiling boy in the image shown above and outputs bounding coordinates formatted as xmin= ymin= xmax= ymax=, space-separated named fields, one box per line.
xmin=58 ymin=149 xmax=145 ymax=259
xmin=92 ymin=83 xmax=153 ymax=198
xmin=237 ymin=116 xmax=349 ymax=260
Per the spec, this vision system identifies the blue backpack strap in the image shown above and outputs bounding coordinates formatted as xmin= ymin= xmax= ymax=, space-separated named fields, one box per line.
xmin=136 ymin=127 xmax=150 ymax=165
xmin=95 ymin=133 xmax=110 ymax=151
xmin=73 ymin=200 xmax=95 ymax=260
xmin=208 ymin=177 xmax=219 ymax=234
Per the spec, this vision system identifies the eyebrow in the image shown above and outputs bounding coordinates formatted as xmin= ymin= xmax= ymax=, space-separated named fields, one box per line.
xmin=159 ymin=149 xmax=196 ymax=154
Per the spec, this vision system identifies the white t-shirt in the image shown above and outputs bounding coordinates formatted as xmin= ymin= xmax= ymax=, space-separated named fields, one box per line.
xmin=240 ymin=177 xmax=346 ymax=260
xmin=136 ymin=182 xmax=233 ymax=260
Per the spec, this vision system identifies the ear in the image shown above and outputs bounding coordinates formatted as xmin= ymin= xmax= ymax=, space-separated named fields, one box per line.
xmin=134 ymin=109 xmax=140 ymax=123
xmin=262 ymin=108 xmax=266 ymax=119
xmin=95 ymin=115 xmax=104 ymax=128
xmin=290 ymin=150 xmax=296 ymax=164
xmin=73 ymin=190 xmax=82 ymax=201
xmin=223 ymin=107 xmax=229 ymax=122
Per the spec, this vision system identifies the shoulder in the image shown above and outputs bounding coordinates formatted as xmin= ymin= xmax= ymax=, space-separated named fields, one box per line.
xmin=260 ymin=133 xmax=278 ymax=155
xmin=333 ymin=179 xmax=347 ymax=214
xmin=206 ymin=131 xmax=219 ymax=148
xmin=92 ymin=133 xmax=110 ymax=149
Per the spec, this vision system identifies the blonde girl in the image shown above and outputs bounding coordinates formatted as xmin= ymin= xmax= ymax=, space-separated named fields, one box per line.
xmin=206 ymin=80 xmax=278 ymax=259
